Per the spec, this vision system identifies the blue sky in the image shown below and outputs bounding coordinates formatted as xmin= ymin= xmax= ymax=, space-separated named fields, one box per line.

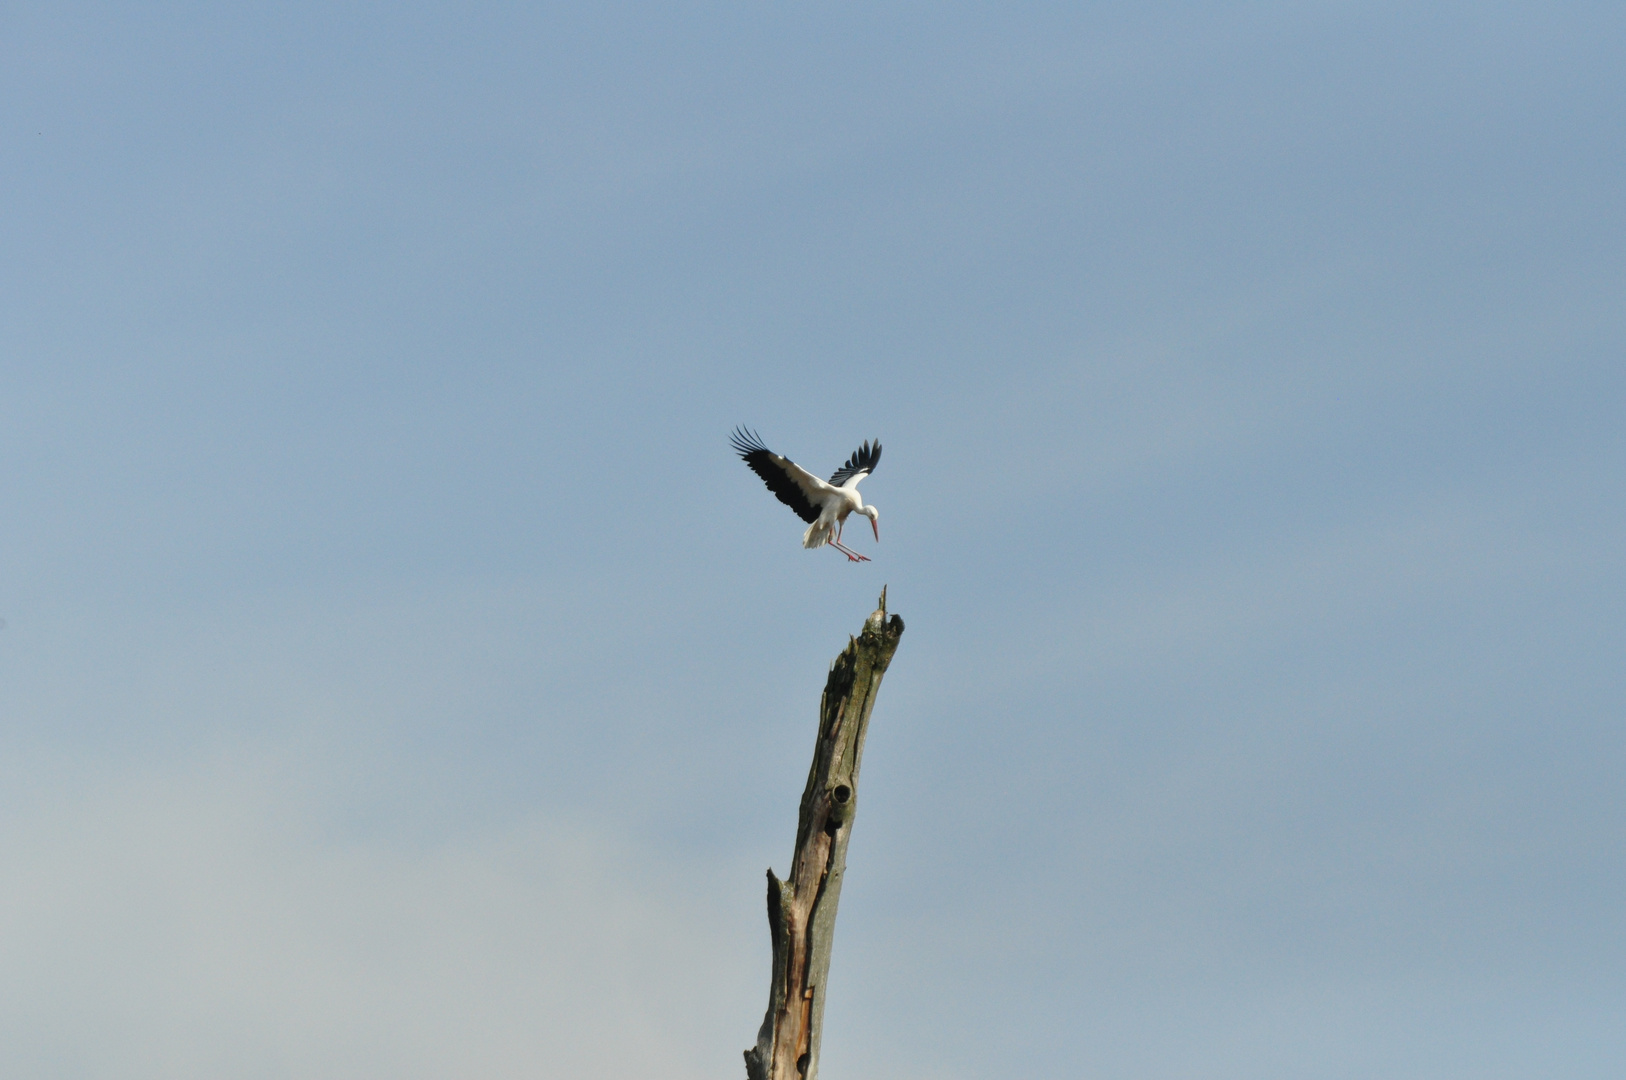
xmin=3 ymin=2 xmax=1623 ymax=1076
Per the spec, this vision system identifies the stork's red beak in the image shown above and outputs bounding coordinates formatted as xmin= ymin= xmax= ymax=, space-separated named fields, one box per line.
xmin=871 ymin=517 xmax=880 ymax=542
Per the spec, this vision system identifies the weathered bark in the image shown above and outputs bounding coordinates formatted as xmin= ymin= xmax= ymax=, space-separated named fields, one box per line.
xmin=745 ymin=588 xmax=906 ymax=1080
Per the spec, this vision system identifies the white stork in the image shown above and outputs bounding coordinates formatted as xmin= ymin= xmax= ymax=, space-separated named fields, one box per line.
xmin=732 ymin=427 xmax=881 ymax=562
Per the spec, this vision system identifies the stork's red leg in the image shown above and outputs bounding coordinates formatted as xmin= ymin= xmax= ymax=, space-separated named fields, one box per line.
xmin=830 ymin=539 xmax=869 ymax=562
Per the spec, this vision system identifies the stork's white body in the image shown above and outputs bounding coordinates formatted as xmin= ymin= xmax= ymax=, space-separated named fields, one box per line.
xmin=801 ymin=476 xmax=870 ymax=551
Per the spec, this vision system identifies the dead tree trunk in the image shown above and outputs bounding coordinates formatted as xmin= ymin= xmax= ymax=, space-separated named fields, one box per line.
xmin=745 ymin=588 xmax=906 ymax=1080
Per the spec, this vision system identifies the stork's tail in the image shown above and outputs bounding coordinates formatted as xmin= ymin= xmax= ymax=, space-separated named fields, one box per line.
xmin=802 ymin=521 xmax=833 ymax=549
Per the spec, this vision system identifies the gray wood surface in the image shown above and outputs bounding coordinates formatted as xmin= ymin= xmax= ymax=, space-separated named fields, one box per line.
xmin=745 ymin=589 xmax=906 ymax=1080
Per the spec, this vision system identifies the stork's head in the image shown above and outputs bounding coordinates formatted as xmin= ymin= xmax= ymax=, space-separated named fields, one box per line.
xmin=861 ymin=504 xmax=879 ymax=542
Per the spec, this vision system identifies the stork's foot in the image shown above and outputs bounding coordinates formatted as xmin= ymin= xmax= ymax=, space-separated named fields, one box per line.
xmin=830 ymin=540 xmax=870 ymax=562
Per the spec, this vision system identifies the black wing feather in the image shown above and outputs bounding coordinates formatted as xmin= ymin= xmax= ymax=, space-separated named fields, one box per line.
xmin=731 ymin=427 xmax=821 ymax=524
xmin=828 ymin=439 xmax=881 ymax=486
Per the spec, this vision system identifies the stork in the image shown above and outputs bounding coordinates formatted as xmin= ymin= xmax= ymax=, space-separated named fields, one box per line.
xmin=731 ymin=427 xmax=881 ymax=562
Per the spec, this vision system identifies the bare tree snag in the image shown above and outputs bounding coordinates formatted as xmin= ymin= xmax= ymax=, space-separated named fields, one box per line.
xmin=745 ymin=588 xmax=906 ymax=1080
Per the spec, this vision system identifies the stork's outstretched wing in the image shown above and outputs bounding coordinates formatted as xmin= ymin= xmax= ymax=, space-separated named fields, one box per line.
xmin=828 ymin=439 xmax=881 ymax=487
xmin=731 ymin=427 xmax=829 ymax=524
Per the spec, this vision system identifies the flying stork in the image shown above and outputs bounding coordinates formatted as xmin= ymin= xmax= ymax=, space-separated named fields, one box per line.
xmin=731 ymin=427 xmax=881 ymax=562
